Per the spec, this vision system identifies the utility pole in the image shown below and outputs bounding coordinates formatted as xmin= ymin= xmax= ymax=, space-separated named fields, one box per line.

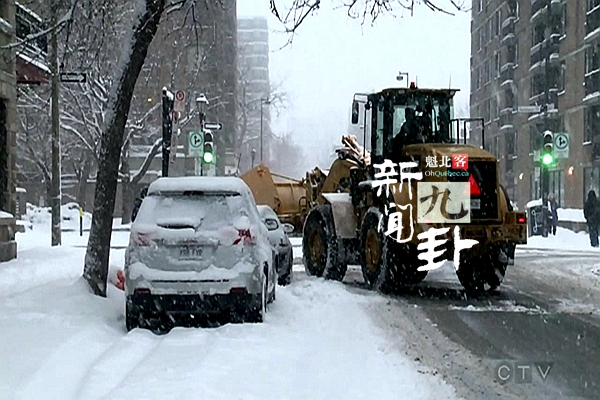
xmin=50 ymin=0 xmax=61 ymax=246
xmin=161 ymin=87 xmax=174 ymax=177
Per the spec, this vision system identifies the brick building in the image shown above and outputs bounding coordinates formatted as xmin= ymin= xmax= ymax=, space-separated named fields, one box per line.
xmin=469 ymin=0 xmax=597 ymax=209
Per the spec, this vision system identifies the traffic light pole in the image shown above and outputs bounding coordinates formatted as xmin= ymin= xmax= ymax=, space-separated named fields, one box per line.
xmin=162 ymin=88 xmax=174 ymax=177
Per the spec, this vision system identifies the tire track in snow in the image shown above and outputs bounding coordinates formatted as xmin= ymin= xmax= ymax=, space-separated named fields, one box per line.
xmin=16 ymin=326 xmax=117 ymax=400
xmin=73 ymin=330 xmax=164 ymax=400
xmin=101 ymin=329 xmax=219 ymax=398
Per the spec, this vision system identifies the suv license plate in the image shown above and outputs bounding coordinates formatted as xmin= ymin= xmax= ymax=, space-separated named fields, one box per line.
xmin=470 ymin=199 xmax=481 ymax=210
xmin=179 ymin=246 xmax=203 ymax=260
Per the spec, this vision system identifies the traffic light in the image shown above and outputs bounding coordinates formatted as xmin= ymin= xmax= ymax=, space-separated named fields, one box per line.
xmin=203 ymin=130 xmax=214 ymax=164
xmin=541 ymin=130 xmax=554 ymax=166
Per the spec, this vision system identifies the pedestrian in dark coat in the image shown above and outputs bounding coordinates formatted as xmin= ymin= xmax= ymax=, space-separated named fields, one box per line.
xmin=584 ymin=190 xmax=600 ymax=247
xmin=131 ymin=187 xmax=148 ymax=223
xmin=548 ymin=193 xmax=558 ymax=236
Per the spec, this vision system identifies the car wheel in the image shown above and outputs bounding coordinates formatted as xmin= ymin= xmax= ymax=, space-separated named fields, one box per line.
xmin=248 ymin=274 xmax=266 ymax=323
xmin=125 ymin=300 xmax=139 ymax=331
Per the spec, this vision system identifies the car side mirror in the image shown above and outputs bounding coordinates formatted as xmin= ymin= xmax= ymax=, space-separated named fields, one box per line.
xmin=282 ymin=223 xmax=294 ymax=234
xmin=351 ymin=101 xmax=359 ymax=124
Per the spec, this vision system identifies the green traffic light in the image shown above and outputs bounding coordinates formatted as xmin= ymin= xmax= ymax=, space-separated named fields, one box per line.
xmin=542 ymin=153 xmax=554 ymax=165
xmin=203 ymin=151 xmax=214 ymax=164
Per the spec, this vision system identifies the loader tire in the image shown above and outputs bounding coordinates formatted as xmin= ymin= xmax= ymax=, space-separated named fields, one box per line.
xmin=360 ymin=208 xmax=396 ymax=293
xmin=456 ymin=244 xmax=507 ymax=295
xmin=303 ymin=205 xmax=347 ymax=281
xmin=385 ymin=239 xmax=428 ymax=285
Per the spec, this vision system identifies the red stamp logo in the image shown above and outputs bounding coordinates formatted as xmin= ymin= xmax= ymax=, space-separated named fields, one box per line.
xmin=452 ymin=154 xmax=468 ymax=170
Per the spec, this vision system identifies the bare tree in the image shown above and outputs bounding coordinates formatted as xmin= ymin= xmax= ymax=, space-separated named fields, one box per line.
xmin=269 ymin=0 xmax=469 ymax=44
xmin=83 ymin=0 xmax=167 ymax=296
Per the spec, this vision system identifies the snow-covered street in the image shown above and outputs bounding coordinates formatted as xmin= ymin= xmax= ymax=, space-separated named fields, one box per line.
xmin=0 ymin=218 xmax=457 ymax=400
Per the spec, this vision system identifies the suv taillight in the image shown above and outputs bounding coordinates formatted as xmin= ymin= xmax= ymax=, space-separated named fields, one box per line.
xmin=233 ymin=229 xmax=256 ymax=245
xmin=131 ymin=231 xmax=152 ymax=246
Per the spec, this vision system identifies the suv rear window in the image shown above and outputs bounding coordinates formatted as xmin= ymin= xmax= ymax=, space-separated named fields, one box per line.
xmin=136 ymin=191 xmax=253 ymax=230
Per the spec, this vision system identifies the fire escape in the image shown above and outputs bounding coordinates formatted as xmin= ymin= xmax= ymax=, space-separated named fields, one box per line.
xmin=15 ymin=2 xmax=48 ymax=84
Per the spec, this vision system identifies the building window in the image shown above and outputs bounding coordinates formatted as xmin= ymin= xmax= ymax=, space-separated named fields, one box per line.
xmin=494 ymin=52 xmax=501 ymax=78
xmin=583 ymin=166 xmax=600 ymax=205
xmin=487 ymin=18 xmax=493 ymax=43
xmin=585 ymin=44 xmax=600 ymax=74
xmin=478 ymin=0 xmax=483 ymax=13
xmin=504 ymin=88 xmax=515 ymax=109
xmin=561 ymin=6 xmax=567 ymax=36
xmin=507 ymin=41 xmax=518 ymax=64
xmin=491 ymin=96 xmax=498 ymax=120
xmin=479 ymin=29 xmax=483 ymax=51
xmin=475 ymin=68 xmax=481 ymax=90
xmin=493 ymin=136 xmax=500 ymax=158
xmin=509 ymin=0 xmax=519 ymax=18
xmin=585 ymin=105 xmax=600 ymax=143
xmin=531 ymin=173 xmax=540 ymax=200
xmin=533 ymin=24 xmax=545 ymax=47
xmin=548 ymin=170 xmax=564 ymax=206
xmin=589 ymin=0 xmax=600 ymax=12
xmin=507 ymin=131 xmax=517 ymax=157
xmin=559 ymin=62 xmax=566 ymax=92
xmin=496 ymin=10 xmax=502 ymax=36
xmin=484 ymin=59 xmax=490 ymax=84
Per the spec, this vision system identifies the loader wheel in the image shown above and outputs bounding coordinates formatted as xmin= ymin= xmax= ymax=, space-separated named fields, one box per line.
xmin=360 ymin=208 xmax=397 ymax=293
xmin=302 ymin=205 xmax=347 ymax=281
xmin=456 ymin=244 xmax=507 ymax=295
xmin=385 ymin=240 xmax=428 ymax=285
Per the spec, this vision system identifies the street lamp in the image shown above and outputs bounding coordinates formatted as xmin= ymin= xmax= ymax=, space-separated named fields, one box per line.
xmin=251 ymin=148 xmax=256 ymax=168
xmin=260 ymin=97 xmax=271 ymax=163
xmin=396 ymin=71 xmax=409 ymax=88
xmin=196 ymin=93 xmax=209 ymax=128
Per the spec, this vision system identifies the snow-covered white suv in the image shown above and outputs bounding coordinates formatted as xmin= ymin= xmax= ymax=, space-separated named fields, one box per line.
xmin=124 ymin=177 xmax=276 ymax=332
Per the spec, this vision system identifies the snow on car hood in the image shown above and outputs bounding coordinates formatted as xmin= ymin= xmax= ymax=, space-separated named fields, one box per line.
xmin=128 ymin=260 xmax=255 ymax=281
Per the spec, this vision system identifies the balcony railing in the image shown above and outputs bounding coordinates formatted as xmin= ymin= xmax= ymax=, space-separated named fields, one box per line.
xmin=587 ymin=4 xmax=600 ymax=36
xmin=531 ymin=0 xmax=548 ymax=20
xmin=501 ymin=17 xmax=516 ymax=38
xmin=499 ymin=112 xmax=513 ymax=127
xmin=585 ymin=70 xmax=600 ymax=98
xmin=500 ymin=67 xmax=514 ymax=84
xmin=16 ymin=3 xmax=47 ymax=56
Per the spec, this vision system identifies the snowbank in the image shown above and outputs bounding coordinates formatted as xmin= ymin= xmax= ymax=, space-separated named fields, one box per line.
xmin=521 ymin=227 xmax=600 ymax=251
xmin=557 ymin=208 xmax=585 ymax=222
xmin=0 ymin=215 xmax=458 ymax=400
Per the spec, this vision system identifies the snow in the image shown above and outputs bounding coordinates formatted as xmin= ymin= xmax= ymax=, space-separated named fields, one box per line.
xmin=521 ymin=227 xmax=600 ymax=251
xmin=0 ymin=217 xmax=458 ymax=400
xmin=557 ymin=208 xmax=585 ymax=222
xmin=148 ymin=176 xmax=252 ymax=195
xmin=526 ymin=199 xmax=542 ymax=208
xmin=0 ymin=210 xmax=13 ymax=218
xmin=449 ymin=300 xmax=548 ymax=315
xmin=128 ymin=261 xmax=255 ymax=281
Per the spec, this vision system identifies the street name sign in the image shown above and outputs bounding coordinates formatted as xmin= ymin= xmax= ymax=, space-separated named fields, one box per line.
xmin=204 ymin=122 xmax=222 ymax=130
xmin=60 ymin=72 xmax=86 ymax=83
xmin=517 ymin=105 xmax=541 ymax=113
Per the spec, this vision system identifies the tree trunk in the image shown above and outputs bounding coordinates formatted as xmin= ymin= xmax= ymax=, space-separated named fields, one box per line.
xmin=121 ymin=179 xmax=135 ymax=225
xmin=83 ymin=0 xmax=166 ymax=297
xmin=77 ymin=158 xmax=92 ymax=210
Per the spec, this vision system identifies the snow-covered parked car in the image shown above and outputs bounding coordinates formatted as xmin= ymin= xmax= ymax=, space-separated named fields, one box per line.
xmin=124 ymin=177 xmax=276 ymax=332
xmin=257 ymin=205 xmax=294 ymax=286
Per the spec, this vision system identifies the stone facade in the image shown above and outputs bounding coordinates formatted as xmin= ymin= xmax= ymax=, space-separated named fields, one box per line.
xmin=0 ymin=0 xmax=18 ymax=261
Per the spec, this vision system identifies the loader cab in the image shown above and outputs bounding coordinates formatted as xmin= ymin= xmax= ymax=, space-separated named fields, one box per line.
xmin=352 ymin=87 xmax=458 ymax=166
